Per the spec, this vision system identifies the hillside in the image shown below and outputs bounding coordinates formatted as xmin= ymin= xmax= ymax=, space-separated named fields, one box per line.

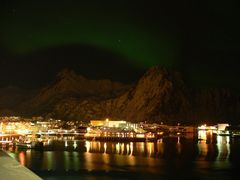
xmin=1 ymin=66 xmax=239 ymax=124
xmin=17 ymin=69 xmax=131 ymax=117
xmin=48 ymin=67 xmax=240 ymax=124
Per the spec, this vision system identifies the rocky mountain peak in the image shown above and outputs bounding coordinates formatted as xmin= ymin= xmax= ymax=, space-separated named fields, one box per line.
xmin=17 ymin=69 xmax=131 ymax=115
xmin=57 ymin=68 xmax=75 ymax=77
xmin=56 ymin=69 xmax=86 ymax=82
xmin=143 ymin=66 xmax=168 ymax=77
xmin=113 ymin=66 xmax=190 ymax=123
xmin=134 ymin=66 xmax=184 ymax=96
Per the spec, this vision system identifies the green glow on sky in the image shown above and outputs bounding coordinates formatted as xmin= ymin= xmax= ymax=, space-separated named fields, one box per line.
xmin=0 ymin=0 xmax=239 ymax=90
xmin=0 ymin=2 xmax=179 ymax=69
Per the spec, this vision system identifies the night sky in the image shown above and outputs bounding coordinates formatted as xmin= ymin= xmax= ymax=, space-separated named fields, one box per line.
xmin=0 ymin=0 xmax=239 ymax=90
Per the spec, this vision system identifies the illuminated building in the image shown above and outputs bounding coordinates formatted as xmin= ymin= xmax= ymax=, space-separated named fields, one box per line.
xmin=90 ymin=119 xmax=127 ymax=128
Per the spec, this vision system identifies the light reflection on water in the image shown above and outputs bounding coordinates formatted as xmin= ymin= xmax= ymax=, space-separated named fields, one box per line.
xmin=5 ymin=135 xmax=240 ymax=179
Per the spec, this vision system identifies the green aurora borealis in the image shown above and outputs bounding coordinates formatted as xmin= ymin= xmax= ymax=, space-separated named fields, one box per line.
xmin=0 ymin=0 xmax=240 ymax=90
xmin=0 ymin=1 xmax=178 ymax=68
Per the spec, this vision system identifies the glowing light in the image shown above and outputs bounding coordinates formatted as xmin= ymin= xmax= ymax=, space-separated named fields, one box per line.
xmin=136 ymin=134 xmax=145 ymax=138
xmin=73 ymin=141 xmax=77 ymax=149
xmin=117 ymin=132 xmax=120 ymax=137
xmin=19 ymin=152 xmax=26 ymax=166
xmin=158 ymin=138 xmax=163 ymax=143
xmin=121 ymin=143 xmax=125 ymax=154
xmin=198 ymin=130 xmax=207 ymax=141
xmin=198 ymin=124 xmax=207 ymax=130
xmin=116 ymin=143 xmax=120 ymax=154
xmin=16 ymin=129 xmax=31 ymax=135
xmin=146 ymin=143 xmax=154 ymax=156
xmin=130 ymin=142 xmax=133 ymax=156
xmin=87 ymin=127 xmax=91 ymax=132
xmin=65 ymin=141 xmax=68 ymax=147
xmin=130 ymin=132 xmax=134 ymax=138
xmin=126 ymin=144 xmax=129 ymax=155
xmin=216 ymin=136 xmax=230 ymax=161
xmin=104 ymin=143 xmax=107 ymax=153
xmin=85 ymin=141 xmax=90 ymax=152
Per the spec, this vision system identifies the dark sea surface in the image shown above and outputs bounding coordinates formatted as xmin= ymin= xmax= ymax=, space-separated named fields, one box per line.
xmin=5 ymin=135 xmax=240 ymax=180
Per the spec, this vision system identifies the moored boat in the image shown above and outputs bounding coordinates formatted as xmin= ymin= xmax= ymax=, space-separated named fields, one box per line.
xmin=16 ymin=141 xmax=43 ymax=149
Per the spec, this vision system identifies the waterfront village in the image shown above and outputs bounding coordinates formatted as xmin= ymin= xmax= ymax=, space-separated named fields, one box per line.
xmin=1 ymin=116 xmax=240 ymax=148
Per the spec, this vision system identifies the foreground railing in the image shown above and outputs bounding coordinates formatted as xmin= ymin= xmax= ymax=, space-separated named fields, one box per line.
xmin=0 ymin=150 xmax=42 ymax=180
